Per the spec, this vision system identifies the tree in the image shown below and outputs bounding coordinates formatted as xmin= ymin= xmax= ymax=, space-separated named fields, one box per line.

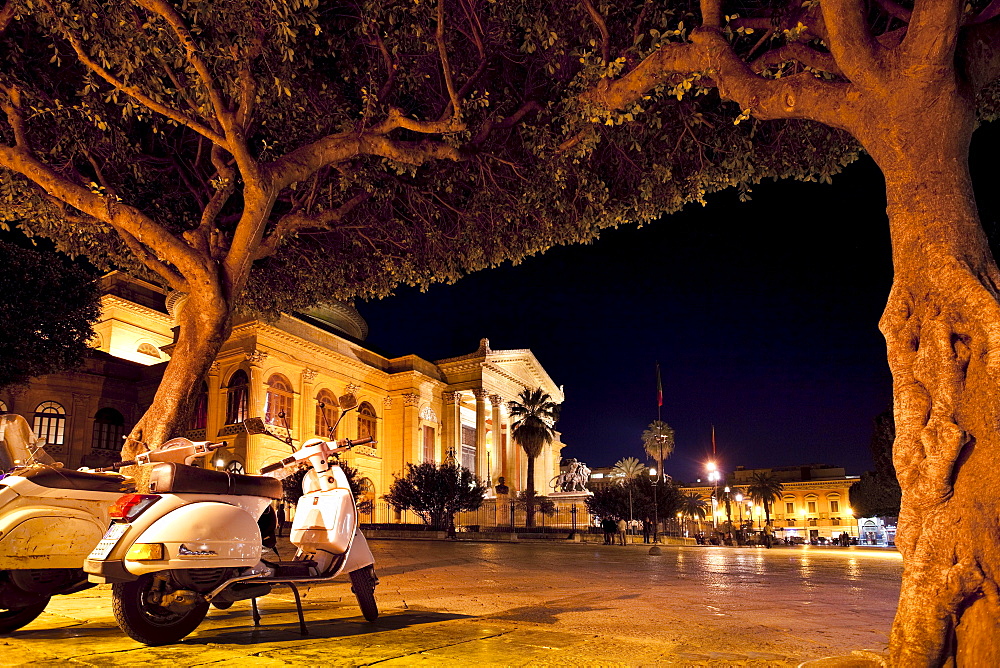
xmin=585 ymin=482 xmax=632 ymax=523
xmin=383 ymin=461 xmax=486 ymax=530
xmin=508 ymin=387 xmax=560 ymax=528
xmin=746 ymin=472 xmax=783 ymax=547
xmin=681 ymin=492 xmax=708 ymax=534
xmin=612 ymin=456 xmax=645 ymax=525
xmin=641 ymin=420 xmax=674 ymax=482
xmin=566 ymin=1 xmax=1000 ymax=659
xmin=0 ymin=239 xmax=99 ymax=390
xmin=0 ymin=1 xmax=591 ymax=459
xmin=717 ymin=487 xmax=738 ymax=539
xmin=513 ymin=490 xmax=556 ymax=517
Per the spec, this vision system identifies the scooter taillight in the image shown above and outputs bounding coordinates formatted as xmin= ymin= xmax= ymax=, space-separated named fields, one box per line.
xmin=109 ymin=494 xmax=160 ymax=522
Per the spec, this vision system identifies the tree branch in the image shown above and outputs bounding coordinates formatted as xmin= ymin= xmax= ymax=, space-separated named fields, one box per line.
xmin=820 ymin=0 xmax=882 ymax=85
xmin=580 ymin=0 xmax=611 ymax=64
xmin=751 ymin=43 xmax=845 ymax=77
xmin=959 ymin=18 xmax=1000 ymax=91
xmin=45 ymin=5 xmax=226 ymax=146
xmin=254 ymin=190 xmax=371 ymax=261
xmin=0 ymin=0 xmax=15 ymax=34
xmin=435 ymin=0 xmax=462 ymax=121
xmin=899 ymin=0 xmax=963 ymax=70
xmin=473 ymin=100 xmax=542 ymax=143
xmin=118 ymin=227 xmax=187 ymax=290
xmin=0 ymin=84 xmax=31 ymax=151
xmin=0 ymin=144 xmax=207 ymax=284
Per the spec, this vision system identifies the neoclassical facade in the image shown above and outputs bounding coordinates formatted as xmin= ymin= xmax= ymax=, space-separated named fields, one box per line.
xmin=2 ymin=273 xmax=566 ymax=502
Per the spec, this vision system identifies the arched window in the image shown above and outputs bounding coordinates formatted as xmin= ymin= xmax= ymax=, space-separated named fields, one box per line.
xmin=0 ymin=400 xmax=7 ymax=413
xmin=225 ymin=460 xmax=245 ymax=475
xmin=137 ymin=342 xmax=162 ymax=359
xmin=315 ymin=389 xmax=339 ymax=437
xmin=357 ymin=401 xmax=377 ymax=446
xmin=264 ymin=374 xmax=294 ymax=427
xmin=188 ymin=382 xmax=208 ymax=430
xmin=33 ymin=401 xmax=66 ymax=445
xmin=92 ymin=408 xmax=126 ymax=451
xmin=225 ymin=370 xmax=249 ymax=425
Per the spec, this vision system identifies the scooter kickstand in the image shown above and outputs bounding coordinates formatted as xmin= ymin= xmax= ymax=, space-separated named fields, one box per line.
xmin=286 ymin=583 xmax=309 ymax=635
xmin=251 ymin=598 xmax=261 ymax=627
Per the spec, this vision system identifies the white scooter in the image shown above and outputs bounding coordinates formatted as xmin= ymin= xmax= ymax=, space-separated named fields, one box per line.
xmin=0 ymin=413 xmax=136 ymax=633
xmin=86 ymin=404 xmax=379 ymax=646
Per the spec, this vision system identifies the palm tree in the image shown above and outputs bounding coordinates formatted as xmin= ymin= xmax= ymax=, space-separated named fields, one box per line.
xmin=641 ymin=420 xmax=675 ymax=482
xmin=747 ymin=471 xmax=783 ymax=547
xmin=717 ymin=487 xmax=738 ymax=541
xmin=508 ymin=387 xmax=560 ymax=528
xmin=681 ymin=492 xmax=708 ymax=536
xmin=612 ymin=457 xmax=645 ymax=530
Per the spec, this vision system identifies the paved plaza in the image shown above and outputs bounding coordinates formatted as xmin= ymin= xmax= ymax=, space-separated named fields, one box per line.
xmin=2 ymin=540 xmax=901 ymax=666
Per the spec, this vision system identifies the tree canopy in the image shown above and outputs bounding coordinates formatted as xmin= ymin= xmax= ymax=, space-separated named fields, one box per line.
xmin=383 ymin=461 xmax=486 ymax=530
xmin=0 ymin=238 xmax=99 ymax=390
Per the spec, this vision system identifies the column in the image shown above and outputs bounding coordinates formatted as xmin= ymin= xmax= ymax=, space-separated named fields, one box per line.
xmin=300 ymin=368 xmax=318 ymax=440
xmin=205 ymin=362 xmax=222 ymax=441
xmin=490 ymin=394 xmax=504 ymax=486
xmin=402 ymin=393 xmax=420 ymax=472
xmin=474 ymin=389 xmax=488 ymax=480
xmin=443 ymin=391 xmax=462 ymax=464
xmin=245 ymin=350 xmax=268 ymax=472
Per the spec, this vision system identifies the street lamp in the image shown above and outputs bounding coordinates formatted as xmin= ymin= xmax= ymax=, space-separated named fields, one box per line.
xmin=735 ymin=492 xmax=744 ymax=537
xmin=706 ymin=462 xmax=720 ymax=530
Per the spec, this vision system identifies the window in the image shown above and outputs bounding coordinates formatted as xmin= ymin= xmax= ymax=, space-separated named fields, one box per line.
xmin=461 ymin=424 xmax=476 ymax=472
xmin=830 ymin=500 xmax=840 ymax=513
xmin=33 ymin=401 xmax=66 ymax=445
xmin=264 ymin=374 xmax=293 ymax=427
xmin=358 ymin=402 xmax=377 ymax=446
xmin=0 ymin=400 xmax=7 ymax=412
xmin=188 ymin=382 xmax=208 ymax=430
xmin=225 ymin=460 xmax=245 ymax=475
xmin=807 ymin=500 xmax=817 ymax=514
xmin=785 ymin=502 xmax=795 ymax=514
xmin=832 ymin=518 xmax=841 ymax=526
xmin=92 ymin=407 xmax=126 ymax=451
xmin=315 ymin=389 xmax=339 ymax=437
xmin=137 ymin=342 xmax=161 ymax=359
xmin=225 ymin=370 xmax=249 ymax=425
xmin=423 ymin=425 xmax=435 ymax=463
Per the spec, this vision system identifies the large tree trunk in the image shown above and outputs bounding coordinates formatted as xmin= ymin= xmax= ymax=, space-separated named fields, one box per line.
xmin=525 ymin=455 xmax=536 ymax=528
xmin=864 ymin=100 xmax=1000 ymax=664
xmin=121 ymin=281 xmax=232 ymax=461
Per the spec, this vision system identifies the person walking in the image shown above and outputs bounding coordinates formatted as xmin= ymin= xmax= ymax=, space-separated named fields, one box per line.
xmin=617 ymin=518 xmax=627 ymax=546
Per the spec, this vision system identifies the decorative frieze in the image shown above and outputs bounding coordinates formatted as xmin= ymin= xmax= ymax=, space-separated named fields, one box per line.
xmin=443 ymin=391 xmax=463 ymax=405
xmin=245 ymin=349 xmax=268 ymax=365
xmin=301 ymin=368 xmax=318 ymax=383
xmin=383 ymin=396 xmax=394 ymax=409
xmin=345 ymin=383 xmax=361 ymax=395
xmin=403 ymin=393 xmax=420 ymax=407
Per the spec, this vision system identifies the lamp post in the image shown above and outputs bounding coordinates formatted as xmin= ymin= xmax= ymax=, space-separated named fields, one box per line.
xmin=735 ymin=492 xmax=744 ymax=540
xmin=706 ymin=462 xmax=720 ymax=531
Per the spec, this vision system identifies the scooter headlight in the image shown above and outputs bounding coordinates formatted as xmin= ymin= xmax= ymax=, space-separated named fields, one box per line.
xmin=109 ymin=494 xmax=160 ymax=522
xmin=126 ymin=543 xmax=165 ymax=561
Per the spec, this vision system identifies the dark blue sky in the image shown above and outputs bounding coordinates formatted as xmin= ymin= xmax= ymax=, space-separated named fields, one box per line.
xmin=357 ymin=121 xmax=999 ymax=484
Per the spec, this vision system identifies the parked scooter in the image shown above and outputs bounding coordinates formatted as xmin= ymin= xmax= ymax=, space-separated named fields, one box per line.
xmin=86 ymin=396 xmax=379 ymax=646
xmin=0 ymin=414 xmax=135 ymax=633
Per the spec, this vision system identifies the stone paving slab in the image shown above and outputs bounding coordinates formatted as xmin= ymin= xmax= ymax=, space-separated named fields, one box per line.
xmin=0 ymin=540 xmax=899 ymax=666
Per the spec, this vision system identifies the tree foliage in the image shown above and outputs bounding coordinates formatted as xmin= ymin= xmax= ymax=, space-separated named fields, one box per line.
xmin=0 ymin=238 xmax=99 ymax=390
xmin=641 ymin=420 xmax=674 ymax=481
xmin=508 ymin=386 xmax=560 ymax=527
xmin=383 ymin=461 xmax=486 ymax=530
xmin=281 ymin=460 xmax=373 ymax=513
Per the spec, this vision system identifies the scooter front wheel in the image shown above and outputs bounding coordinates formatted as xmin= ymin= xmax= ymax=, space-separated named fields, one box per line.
xmin=0 ymin=599 xmax=50 ymax=634
xmin=349 ymin=565 xmax=379 ymax=622
xmin=112 ymin=574 xmax=209 ymax=645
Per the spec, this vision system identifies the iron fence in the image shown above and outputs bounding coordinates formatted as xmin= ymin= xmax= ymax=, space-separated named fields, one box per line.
xmin=357 ymin=500 xmax=596 ymax=533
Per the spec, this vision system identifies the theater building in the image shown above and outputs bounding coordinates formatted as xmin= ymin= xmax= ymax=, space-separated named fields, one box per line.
xmin=0 ymin=273 xmax=566 ymax=501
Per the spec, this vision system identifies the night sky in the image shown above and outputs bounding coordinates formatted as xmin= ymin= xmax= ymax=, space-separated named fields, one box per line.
xmin=358 ymin=122 xmax=1000 ymax=484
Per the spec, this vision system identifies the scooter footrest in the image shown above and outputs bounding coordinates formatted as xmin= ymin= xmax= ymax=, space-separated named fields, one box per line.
xmin=269 ymin=560 xmax=316 ymax=577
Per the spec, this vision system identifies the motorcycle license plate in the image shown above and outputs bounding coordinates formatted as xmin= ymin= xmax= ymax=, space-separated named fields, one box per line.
xmin=88 ymin=523 xmax=130 ymax=561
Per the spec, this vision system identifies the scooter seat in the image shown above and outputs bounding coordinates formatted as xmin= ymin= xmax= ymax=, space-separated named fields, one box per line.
xmin=148 ymin=462 xmax=283 ymax=499
xmin=16 ymin=467 xmax=136 ymax=494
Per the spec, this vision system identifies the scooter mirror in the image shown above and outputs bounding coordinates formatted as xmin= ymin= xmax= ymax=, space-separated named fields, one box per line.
xmin=242 ymin=418 xmax=269 ymax=435
xmin=339 ymin=393 xmax=359 ymax=411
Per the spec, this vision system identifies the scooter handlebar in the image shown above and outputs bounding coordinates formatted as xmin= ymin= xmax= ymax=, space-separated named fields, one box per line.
xmin=260 ymin=455 xmax=297 ymax=474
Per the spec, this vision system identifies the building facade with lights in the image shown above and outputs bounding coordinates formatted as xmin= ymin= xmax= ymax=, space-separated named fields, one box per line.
xmin=0 ymin=273 xmax=567 ymax=503
xmin=685 ymin=464 xmax=862 ymax=542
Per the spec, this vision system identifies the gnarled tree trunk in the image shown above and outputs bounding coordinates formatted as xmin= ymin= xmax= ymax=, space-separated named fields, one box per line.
xmin=122 ymin=279 xmax=232 ymax=461
xmin=865 ymin=92 xmax=1000 ymax=666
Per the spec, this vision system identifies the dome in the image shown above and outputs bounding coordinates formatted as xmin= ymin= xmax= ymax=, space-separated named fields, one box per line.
xmin=300 ymin=302 xmax=369 ymax=340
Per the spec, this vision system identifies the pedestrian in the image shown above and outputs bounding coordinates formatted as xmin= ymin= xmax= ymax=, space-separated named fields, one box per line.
xmin=602 ymin=517 xmax=616 ymax=544
xmin=642 ymin=520 xmax=651 ymax=544
xmin=617 ymin=518 xmax=627 ymax=545
xmin=276 ymin=501 xmax=286 ymax=537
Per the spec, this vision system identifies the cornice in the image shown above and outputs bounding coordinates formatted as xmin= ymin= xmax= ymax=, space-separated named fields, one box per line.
xmin=101 ymin=295 xmax=173 ymax=326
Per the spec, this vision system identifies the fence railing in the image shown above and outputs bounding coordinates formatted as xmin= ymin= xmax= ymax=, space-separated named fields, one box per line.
xmin=357 ymin=500 xmax=595 ymax=533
